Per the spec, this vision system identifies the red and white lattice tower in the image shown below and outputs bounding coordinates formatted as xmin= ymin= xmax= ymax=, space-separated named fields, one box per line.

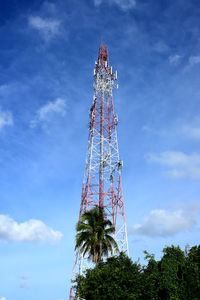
xmin=69 ymin=42 xmax=129 ymax=299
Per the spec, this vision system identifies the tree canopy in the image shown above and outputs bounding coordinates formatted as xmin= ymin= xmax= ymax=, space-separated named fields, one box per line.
xmin=74 ymin=245 xmax=200 ymax=300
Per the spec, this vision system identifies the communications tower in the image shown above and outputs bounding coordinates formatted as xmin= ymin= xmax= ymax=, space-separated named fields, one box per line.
xmin=69 ymin=42 xmax=129 ymax=299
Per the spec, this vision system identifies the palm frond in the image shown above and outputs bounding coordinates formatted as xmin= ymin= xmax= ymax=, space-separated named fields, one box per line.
xmin=75 ymin=206 xmax=119 ymax=264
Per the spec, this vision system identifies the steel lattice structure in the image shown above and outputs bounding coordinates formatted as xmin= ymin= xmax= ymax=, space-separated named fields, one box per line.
xmin=69 ymin=43 xmax=129 ymax=300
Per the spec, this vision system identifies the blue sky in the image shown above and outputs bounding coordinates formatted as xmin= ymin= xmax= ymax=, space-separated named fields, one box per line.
xmin=0 ymin=0 xmax=200 ymax=299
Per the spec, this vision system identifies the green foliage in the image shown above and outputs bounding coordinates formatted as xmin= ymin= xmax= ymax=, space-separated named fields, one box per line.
xmin=141 ymin=251 xmax=159 ymax=299
xmin=184 ymin=245 xmax=200 ymax=299
xmin=74 ymin=245 xmax=200 ymax=300
xmin=75 ymin=206 xmax=118 ymax=265
xmin=75 ymin=252 xmax=142 ymax=300
xmin=188 ymin=245 xmax=200 ymax=269
xmin=158 ymin=246 xmax=187 ymax=299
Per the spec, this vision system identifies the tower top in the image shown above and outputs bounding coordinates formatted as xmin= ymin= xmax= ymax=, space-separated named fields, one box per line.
xmin=98 ymin=42 xmax=109 ymax=66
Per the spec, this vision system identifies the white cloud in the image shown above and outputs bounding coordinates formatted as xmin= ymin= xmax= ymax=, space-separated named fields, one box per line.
xmin=142 ymin=125 xmax=164 ymax=135
xmin=0 ymin=298 xmax=6 ymax=300
xmin=180 ymin=124 xmax=200 ymax=139
xmin=0 ymin=84 xmax=9 ymax=94
xmin=111 ymin=0 xmax=136 ymax=10
xmin=29 ymin=16 xmax=61 ymax=40
xmin=189 ymin=55 xmax=200 ymax=66
xmin=20 ymin=281 xmax=29 ymax=289
xmin=30 ymin=98 xmax=66 ymax=128
xmin=142 ymin=121 xmax=200 ymax=140
xmin=0 ymin=107 xmax=13 ymax=131
xmin=94 ymin=0 xmax=136 ymax=10
xmin=147 ymin=151 xmax=200 ymax=179
xmin=129 ymin=202 xmax=200 ymax=237
xmin=164 ymin=169 xmax=186 ymax=179
xmin=153 ymin=41 xmax=169 ymax=53
xmin=168 ymin=54 xmax=182 ymax=65
xmin=20 ymin=274 xmax=30 ymax=289
xmin=94 ymin=0 xmax=103 ymax=5
xmin=0 ymin=215 xmax=63 ymax=244
xmin=20 ymin=274 xmax=30 ymax=280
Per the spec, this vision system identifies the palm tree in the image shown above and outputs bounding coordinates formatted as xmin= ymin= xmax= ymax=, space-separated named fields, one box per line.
xmin=75 ymin=206 xmax=118 ymax=265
